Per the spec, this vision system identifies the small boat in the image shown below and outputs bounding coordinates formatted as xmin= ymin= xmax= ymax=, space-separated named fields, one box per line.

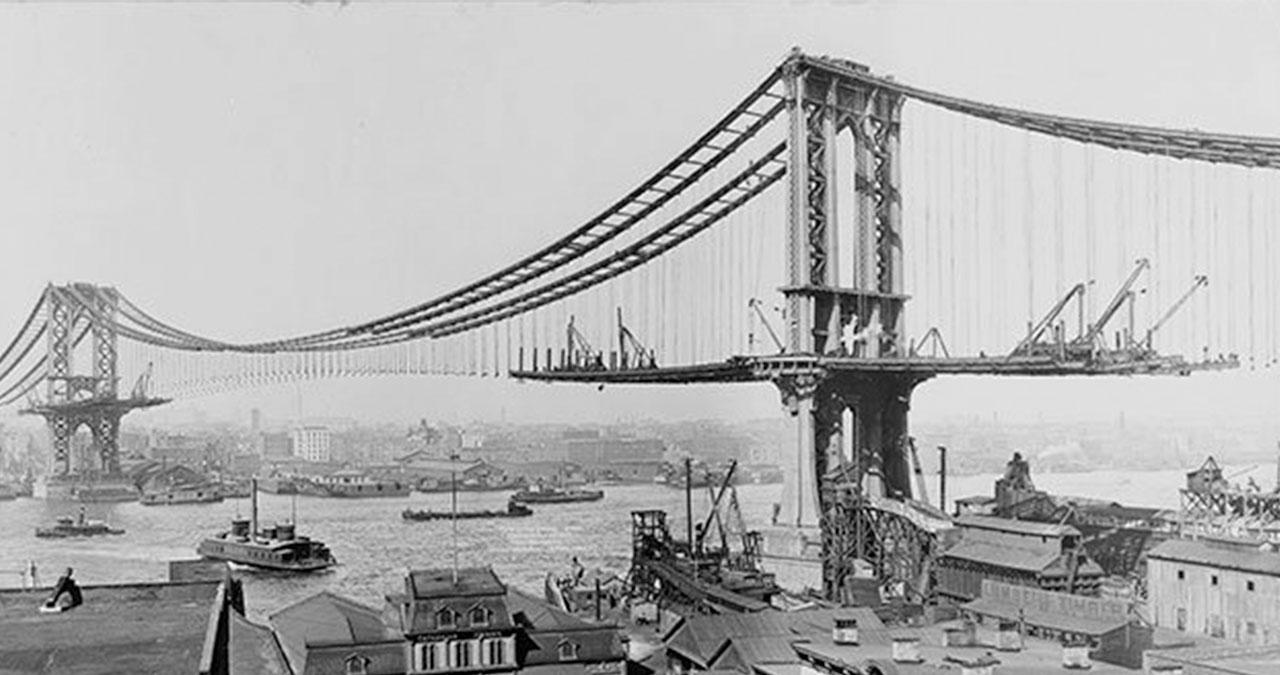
xmin=511 ymin=486 xmax=604 ymax=504
xmin=402 ymin=499 xmax=533 ymax=521
xmin=36 ymin=509 xmax=125 ymax=538
xmin=197 ymin=479 xmax=336 ymax=573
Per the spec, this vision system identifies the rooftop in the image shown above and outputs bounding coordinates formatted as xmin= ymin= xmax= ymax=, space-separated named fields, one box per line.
xmin=229 ymin=609 xmax=292 ymax=675
xmin=793 ymin=621 xmax=1143 ymax=675
xmin=408 ymin=566 xmax=507 ymax=599
xmin=0 ymin=579 xmax=219 ymax=674
xmin=663 ymin=607 xmax=884 ymax=669
xmin=955 ymin=495 xmax=997 ymax=505
xmin=506 ymin=586 xmax=597 ymax=630
xmin=941 ymin=540 xmax=1062 ymax=573
xmin=1148 ymin=643 xmax=1280 ymax=675
xmin=955 ymin=514 xmax=1081 ymax=537
xmin=962 ymin=596 xmax=1132 ymax=636
xmin=269 ymin=590 xmax=393 ymax=675
xmin=1148 ymin=538 xmax=1280 ymax=577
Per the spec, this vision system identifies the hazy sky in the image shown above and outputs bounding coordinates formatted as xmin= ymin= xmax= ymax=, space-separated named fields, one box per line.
xmin=2 ymin=1 xmax=1279 ymax=428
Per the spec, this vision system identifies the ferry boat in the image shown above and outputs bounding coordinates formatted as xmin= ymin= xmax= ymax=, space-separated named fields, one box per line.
xmin=36 ymin=509 xmax=125 ymax=538
xmin=510 ymin=485 xmax=604 ymax=504
xmin=197 ymin=479 xmax=336 ymax=573
xmin=402 ymin=499 xmax=533 ymax=521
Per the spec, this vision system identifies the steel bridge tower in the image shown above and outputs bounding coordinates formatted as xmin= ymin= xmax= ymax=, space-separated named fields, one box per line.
xmin=760 ymin=51 xmax=929 ymax=594
xmin=22 ymin=283 xmax=167 ymax=499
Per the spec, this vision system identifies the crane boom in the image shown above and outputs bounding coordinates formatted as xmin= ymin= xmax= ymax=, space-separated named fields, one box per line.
xmin=1011 ymin=283 xmax=1084 ymax=356
xmin=908 ymin=438 xmax=929 ymax=505
xmin=748 ymin=299 xmax=785 ymax=353
xmin=696 ymin=461 xmax=738 ymax=552
xmin=566 ymin=316 xmax=593 ymax=354
xmin=616 ymin=308 xmax=655 ymax=368
xmin=1145 ymin=276 xmax=1208 ymax=348
xmin=1084 ymin=258 xmax=1149 ymax=344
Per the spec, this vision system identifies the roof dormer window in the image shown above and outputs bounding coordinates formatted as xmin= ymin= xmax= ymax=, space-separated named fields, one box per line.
xmin=345 ymin=654 xmax=369 ymax=675
xmin=469 ymin=606 xmax=490 ymax=627
xmin=558 ymin=640 xmax=579 ymax=661
xmin=437 ymin=607 xmax=456 ymax=629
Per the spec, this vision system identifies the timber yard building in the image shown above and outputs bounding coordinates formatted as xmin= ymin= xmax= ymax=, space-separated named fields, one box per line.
xmin=934 ymin=514 xmax=1105 ymax=600
xmin=1147 ymin=537 xmax=1280 ymax=645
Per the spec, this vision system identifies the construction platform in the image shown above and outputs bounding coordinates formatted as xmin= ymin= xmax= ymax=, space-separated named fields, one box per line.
xmin=21 ymin=395 xmax=170 ymax=417
xmin=511 ymin=352 xmax=1239 ymax=384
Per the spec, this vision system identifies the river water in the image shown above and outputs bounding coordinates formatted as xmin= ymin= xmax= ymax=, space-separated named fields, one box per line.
xmin=1 ymin=463 xmax=1272 ymax=621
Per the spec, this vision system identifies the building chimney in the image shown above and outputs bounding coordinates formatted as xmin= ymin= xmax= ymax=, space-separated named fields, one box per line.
xmin=890 ymin=635 xmax=922 ymax=664
xmin=832 ymin=616 xmax=859 ymax=645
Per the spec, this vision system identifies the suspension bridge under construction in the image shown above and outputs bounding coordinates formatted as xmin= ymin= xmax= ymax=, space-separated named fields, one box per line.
xmin=4 ymin=48 xmax=1280 ymax=598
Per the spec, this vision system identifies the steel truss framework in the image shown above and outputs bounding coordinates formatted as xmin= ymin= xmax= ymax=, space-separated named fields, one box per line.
xmin=821 ymin=487 xmax=942 ymax=603
xmin=22 ymin=284 xmax=167 ymax=477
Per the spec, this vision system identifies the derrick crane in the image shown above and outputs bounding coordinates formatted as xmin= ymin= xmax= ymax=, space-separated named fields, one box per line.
xmin=695 ymin=461 xmax=738 ymax=556
xmin=910 ymin=327 xmax=951 ymax=358
xmin=1010 ymin=283 xmax=1086 ymax=358
xmin=131 ymin=362 xmax=154 ymax=400
xmin=1079 ymin=258 xmax=1149 ymax=352
xmin=1144 ymin=276 xmax=1208 ymax=350
xmin=616 ymin=308 xmax=656 ymax=369
xmin=565 ymin=316 xmax=601 ymax=370
xmin=747 ymin=298 xmax=785 ymax=354
xmin=1014 ymin=259 xmax=1152 ymax=361
xmin=907 ymin=438 xmax=929 ymax=506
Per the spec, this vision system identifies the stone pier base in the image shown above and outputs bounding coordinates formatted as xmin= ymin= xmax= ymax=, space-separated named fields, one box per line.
xmin=759 ymin=525 xmax=825 ymax=594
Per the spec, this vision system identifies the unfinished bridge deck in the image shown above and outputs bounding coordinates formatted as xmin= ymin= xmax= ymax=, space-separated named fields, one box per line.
xmin=511 ymin=354 xmax=1237 ymax=385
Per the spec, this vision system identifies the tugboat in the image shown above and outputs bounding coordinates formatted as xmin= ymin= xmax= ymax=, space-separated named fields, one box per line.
xmin=35 ymin=507 xmax=125 ymax=538
xmin=197 ymin=479 xmax=336 ymax=573
xmin=403 ymin=499 xmax=533 ymax=521
xmin=510 ymin=484 xmax=604 ymax=504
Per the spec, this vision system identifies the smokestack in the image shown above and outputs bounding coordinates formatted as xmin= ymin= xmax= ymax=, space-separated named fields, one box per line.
xmin=250 ymin=478 xmax=258 ymax=539
xmin=685 ymin=457 xmax=694 ymax=550
xmin=938 ymin=446 xmax=948 ymax=513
